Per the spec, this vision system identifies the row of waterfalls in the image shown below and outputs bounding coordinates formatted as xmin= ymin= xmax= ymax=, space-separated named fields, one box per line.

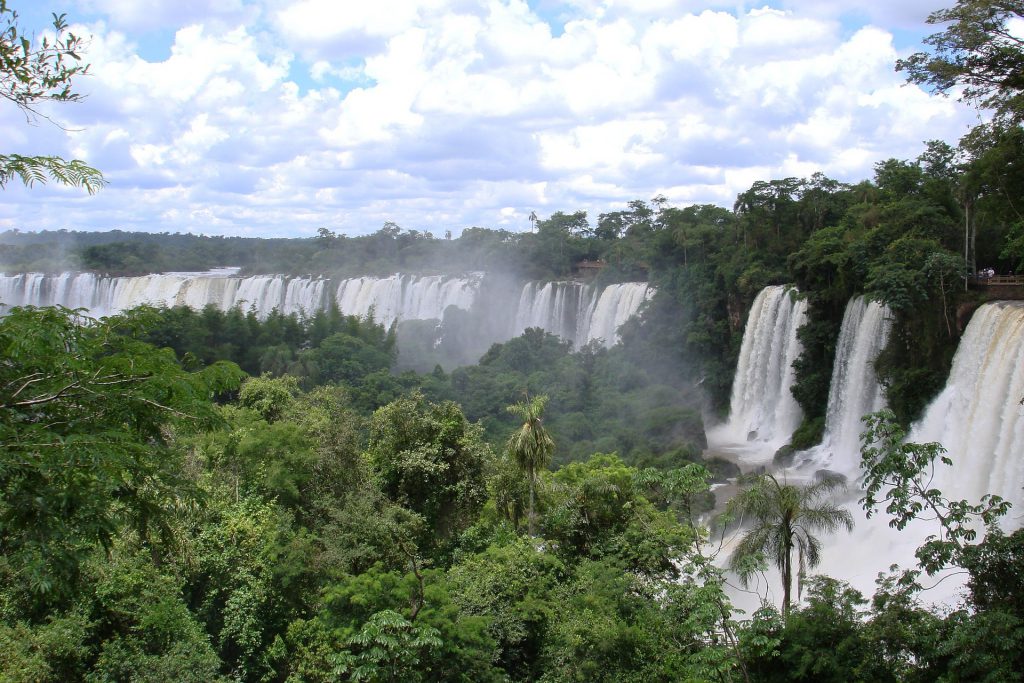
xmin=0 ymin=270 xmax=650 ymax=353
xmin=712 ymin=285 xmax=1024 ymax=607
xmin=715 ymin=285 xmax=1023 ymax=487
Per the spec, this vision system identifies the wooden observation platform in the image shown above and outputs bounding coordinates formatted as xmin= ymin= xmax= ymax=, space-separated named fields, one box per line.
xmin=574 ymin=259 xmax=607 ymax=278
xmin=969 ymin=275 xmax=1024 ymax=300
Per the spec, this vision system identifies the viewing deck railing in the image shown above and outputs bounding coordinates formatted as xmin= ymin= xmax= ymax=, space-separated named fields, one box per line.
xmin=969 ymin=275 xmax=1024 ymax=287
xmin=968 ymin=275 xmax=1024 ymax=300
xmin=970 ymin=275 xmax=1024 ymax=286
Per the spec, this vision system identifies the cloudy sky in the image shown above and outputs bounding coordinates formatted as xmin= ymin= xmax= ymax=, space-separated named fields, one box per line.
xmin=0 ymin=0 xmax=981 ymax=238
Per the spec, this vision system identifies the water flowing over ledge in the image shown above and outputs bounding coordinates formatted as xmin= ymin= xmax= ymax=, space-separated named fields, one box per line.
xmin=710 ymin=285 xmax=806 ymax=452
xmin=0 ymin=271 xmax=651 ymax=350
xmin=913 ymin=300 xmax=1024 ymax=509
xmin=801 ymin=296 xmax=892 ymax=474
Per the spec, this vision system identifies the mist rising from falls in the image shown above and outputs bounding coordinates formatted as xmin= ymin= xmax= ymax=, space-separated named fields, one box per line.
xmin=511 ymin=281 xmax=651 ymax=348
xmin=803 ymin=296 xmax=892 ymax=473
xmin=0 ymin=272 xmax=651 ymax=362
xmin=712 ymin=285 xmax=807 ymax=450
xmin=334 ymin=274 xmax=479 ymax=328
xmin=912 ymin=301 xmax=1024 ymax=509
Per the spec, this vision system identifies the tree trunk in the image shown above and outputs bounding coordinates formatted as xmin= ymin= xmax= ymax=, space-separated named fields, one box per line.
xmin=528 ymin=476 xmax=536 ymax=537
xmin=782 ymin=542 xmax=793 ymax=620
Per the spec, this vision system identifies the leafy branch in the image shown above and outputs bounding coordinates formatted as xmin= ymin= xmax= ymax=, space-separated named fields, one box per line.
xmin=859 ymin=409 xmax=1011 ymax=575
xmin=0 ymin=2 xmax=89 ymax=120
xmin=0 ymin=153 xmax=105 ymax=193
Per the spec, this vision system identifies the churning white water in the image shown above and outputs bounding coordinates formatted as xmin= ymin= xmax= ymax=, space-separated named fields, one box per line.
xmin=709 ymin=285 xmax=807 ymax=453
xmin=913 ymin=301 xmax=1024 ymax=510
xmin=800 ymin=296 xmax=892 ymax=474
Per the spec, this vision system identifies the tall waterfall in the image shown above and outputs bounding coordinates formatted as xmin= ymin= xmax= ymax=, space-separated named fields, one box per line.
xmin=512 ymin=282 xmax=590 ymax=344
xmin=912 ymin=301 xmax=1024 ymax=507
xmin=716 ymin=285 xmax=807 ymax=448
xmin=585 ymin=283 xmax=651 ymax=346
xmin=511 ymin=281 xmax=651 ymax=348
xmin=807 ymin=296 xmax=892 ymax=473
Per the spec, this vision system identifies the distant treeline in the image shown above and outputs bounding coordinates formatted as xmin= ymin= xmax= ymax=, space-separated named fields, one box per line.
xmin=0 ymin=221 xmax=629 ymax=282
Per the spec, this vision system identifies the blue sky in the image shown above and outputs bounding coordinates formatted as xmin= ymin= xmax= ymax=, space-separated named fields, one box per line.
xmin=0 ymin=0 xmax=979 ymax=238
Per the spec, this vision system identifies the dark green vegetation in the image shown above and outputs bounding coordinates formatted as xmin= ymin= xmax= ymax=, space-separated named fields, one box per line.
xmin=2 ymin=308 xmax=1021 ymax=682
xmin=0 ymin=307 xmax=746 ymax=682
xmin=134 ymin=304 xmax=714 ymax=475
xmin=4 ymin=0 xmax=1024 ymax=680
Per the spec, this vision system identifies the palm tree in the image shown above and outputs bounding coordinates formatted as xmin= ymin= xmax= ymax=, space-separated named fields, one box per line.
xmin=506 ymin=394 xmax=554 ymax=536
xmin=726 ymin=473 xmax=854 ymax=619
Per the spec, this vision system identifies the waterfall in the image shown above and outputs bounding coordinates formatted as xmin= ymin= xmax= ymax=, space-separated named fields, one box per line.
xmin=583 ymin=283 xmax=651 ymax=346
xmin=716 ymin=285 xmax=807 ymax=448
xmin=0 ymin=271 xmax=647 ymax=350
xmin=333 ymin=274 xmax=478 ymax=328
xmin=912 ymin=301 xmax=1024 ymax=507
xmin=0 ymin=271 xmax=480 ymax=326
xmin=512 ymin=281 xmax=586 ymax=343
xmin=511 ymin=281 xmax=650 ymax=348
xmin=805 ymin=296 xmax=892 ymax=473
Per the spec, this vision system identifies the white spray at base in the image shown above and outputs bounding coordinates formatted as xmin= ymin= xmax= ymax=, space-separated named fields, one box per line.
xmin=719 ymin=298 xmax=1024 ymax=614
xmin=708 ymin=285 xmax=806 ymax=455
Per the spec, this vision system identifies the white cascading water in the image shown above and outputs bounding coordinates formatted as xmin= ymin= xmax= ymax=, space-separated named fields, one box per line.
xmin=912 ymin=301 xmax=1024 ymax=508
xmin=727 ymin=299 xmax=1024 ymax=617
xmin=711 ymin=285 xmax=807 ymax=451
xmin=333 ymin=274 xmax=478 ymax=328
xmin=0 ymin=271 xmax=649 ymax=350
xmin=511 ymin=281 xmax=650 ymax=348
xmin=512 ymin=281 xmax=585 ymax=343
xmin=0 ymin=271 xmax=477 ymax=323
xmin=584 ymin=283 xmax=651 ymax=346
xmin=803 ymin=296 xmax=892 ymax=473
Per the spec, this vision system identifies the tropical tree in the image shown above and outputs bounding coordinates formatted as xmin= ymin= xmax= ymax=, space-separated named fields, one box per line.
xmin=726 ymin=473 xmax=854 ymax=619
xmin=366 ymin=393 xmax=490 ymax=554
xmin=0 ymin=1 xmax=104 ymax=192
xmin=506 ymin=394 xmax=555 ymax=536
xmin=0 ymin=306 xmax=244 ymax=602
xmin=896 ymin=0 xmax=1024 ymax=124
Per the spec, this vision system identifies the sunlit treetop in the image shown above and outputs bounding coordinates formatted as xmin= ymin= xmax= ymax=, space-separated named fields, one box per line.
xmin=898 ymin=0 xmax=1024 ymax=124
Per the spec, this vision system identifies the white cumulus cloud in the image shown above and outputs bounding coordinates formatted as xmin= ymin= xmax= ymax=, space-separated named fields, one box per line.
xmin=0 ymin=0 xmax=981 ymax=237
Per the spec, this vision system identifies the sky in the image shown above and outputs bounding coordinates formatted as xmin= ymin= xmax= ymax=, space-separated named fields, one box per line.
xmin=0 ymin=0 xmax=983 ymax=238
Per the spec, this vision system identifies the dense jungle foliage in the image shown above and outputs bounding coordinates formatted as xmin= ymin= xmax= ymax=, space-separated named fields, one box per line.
xmin=4 ymin=0 xmax=1024 ymax=680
